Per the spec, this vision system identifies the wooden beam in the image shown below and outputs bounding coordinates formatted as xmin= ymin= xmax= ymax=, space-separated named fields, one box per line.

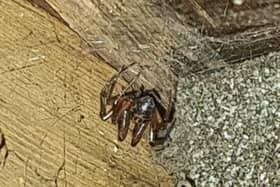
xmin=187 ymin=0 xmax=219 ymax=28
xmin=27 ymin=0 xmax=183 ymax=108
xmin=170 ymin=0 xmax=280 ymax=64
xmin=0 ymin=1 xmax=175 ymax=186
xmin=208 ymin=26 xmax=280 ymax=64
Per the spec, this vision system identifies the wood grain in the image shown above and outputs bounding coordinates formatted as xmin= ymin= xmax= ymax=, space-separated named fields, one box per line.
xmin=27 ymin=0 xmax=186 ymax=108
xmin=170 ymin=0 xmax=280 ymax=64
xmin=0 ymin=1 xmax=175 ymax=186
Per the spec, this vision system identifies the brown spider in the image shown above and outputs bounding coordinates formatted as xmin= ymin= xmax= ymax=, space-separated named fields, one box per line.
xmin=100 ymin=64 xmax=174 ymax=147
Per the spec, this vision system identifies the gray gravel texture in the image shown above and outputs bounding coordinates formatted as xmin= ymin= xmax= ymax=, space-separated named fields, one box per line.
xmin=154 ymin=52 xmax=280 ymax=187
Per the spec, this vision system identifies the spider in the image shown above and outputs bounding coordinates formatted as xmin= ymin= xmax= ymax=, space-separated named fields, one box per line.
xmin=100 ymin=64 xmax=174 ymax=147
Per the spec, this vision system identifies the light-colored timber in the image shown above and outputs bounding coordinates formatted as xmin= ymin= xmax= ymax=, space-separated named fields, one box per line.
xmin=0 ymin=1 xmax=175 ymax=186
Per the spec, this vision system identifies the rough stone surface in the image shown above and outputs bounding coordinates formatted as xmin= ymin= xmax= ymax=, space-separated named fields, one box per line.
xmin=154 ymin=52 xmax=280 ymax=187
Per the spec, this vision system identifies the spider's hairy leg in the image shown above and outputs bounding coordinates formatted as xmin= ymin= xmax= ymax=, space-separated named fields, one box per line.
xmin=100 ymin=89 xmax=114 ymax=121
xmin=149 ymin=116 xmax=175 ymax=149
xmin=149 ymin=126 xmax=156 ymax=146
xmin=149 ymin=105 xmax=175 ymax=148
xmin=119 ymin=71 xmax=141 ymax=96
xmin=117 ymin=110 xmax=130 ymax=141
xmin=100 ymin=64 xmax=133 ymax=121
xmin=163 ymin=89 xmax=175 ymax=122
xmin=151 ymin=89 xmax=175 ymax=119
xmin=148 ymin=112 xmax=159 ymax=146
xmin=102 ymin=65 xmax=129 ymax=101
xmin=149 ymin=122 xmax=175 ymax=149
xmin=155 ymin=89 xmax=176 ymax=145
xmin=131 ymin=121 xmax=149 ymax=147
xmin=158 ymin=89 xmax=176 ymax=145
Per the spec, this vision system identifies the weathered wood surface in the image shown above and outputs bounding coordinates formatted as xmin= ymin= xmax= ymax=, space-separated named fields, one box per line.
xmin=32 ymin=0 xmax=280 ymax=67
xmin=208 ymin=26 xmax=280 ymax=64
xmin=173 ymin=0 xmax=280 ymax=34
xmin=28 ymin=0 xmax=185 ymax=108
xmin=170 ymin=0 xmax=280 ymax=64
xmin=0 ymin=0 xmax=175 ymax=186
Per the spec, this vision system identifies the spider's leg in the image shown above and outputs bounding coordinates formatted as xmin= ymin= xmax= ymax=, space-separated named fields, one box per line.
xmin=111 ymin=97 xmax=131 ymax=124
xmin=148 ymin=123 xmax=175 ymax=149
xmin=149 ymin=109 xmax=175 ymax=147
xmin=100 ymin=108 xmax=113 ymax=121
xmin=163 ymin=89 xmax=175 ymax=122
xmin=100 ymin=91 xmax=115 ymax=121
xmin=157 ymin=119 xmax=175 ymax=140
xmin=131 ymin=120 xmax=149 ymax=147
xmin=119 ymin=71 xmax=141 ymax=96
xmin=154 ymin=88 xmax=175 ymax=146
xmin=148 ymin=115 xmax=157 ymax=146
xmin=148 ymin=89 xmax=175 ymax=122
xmin=117 ymin=110 xmax=131 ymax=141
xmin=146 ymin=89 xmax=162 ymax=105
xmin=101 ymin=62 xmax=139 ymax=104
xmin=101 ymin=65 xmax=127 ymax=102
xmin=100 ymin=64 xmax=133 ymax=120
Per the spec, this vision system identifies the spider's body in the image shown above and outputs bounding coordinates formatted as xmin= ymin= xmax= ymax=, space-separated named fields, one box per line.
xmin=135 ymin=95 xmax=156 ymax=115
xmin=100 ymin=65 xmax=174 ymax=147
